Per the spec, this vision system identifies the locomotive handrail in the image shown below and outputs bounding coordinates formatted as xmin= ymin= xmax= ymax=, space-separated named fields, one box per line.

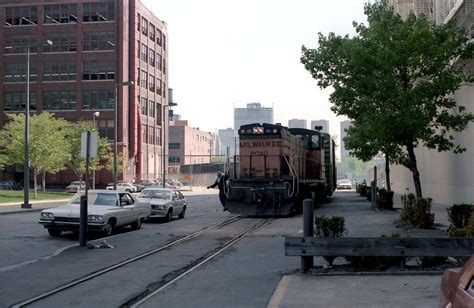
xmin=282 ymin=155 xmax=297 ymax=197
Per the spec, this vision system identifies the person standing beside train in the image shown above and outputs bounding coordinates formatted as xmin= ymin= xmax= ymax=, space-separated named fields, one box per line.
xmin=207 ymin=171 xmax=229 ymax=211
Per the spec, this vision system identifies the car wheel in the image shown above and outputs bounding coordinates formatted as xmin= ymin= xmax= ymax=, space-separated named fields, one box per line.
xmin=103 ymin=222 xmax=113 ymax=236
xmin=165 ymin=209 xmax=173 ymax=222
xmin=48 ymin=228 xmax=62 ymax=237
xmin=126 ymin=189 xmax=131 ymax=193
xmin=178 ymin=206 xmax=186 ymax=219
xmin=130 ymin=218 xmax=142 ymax=230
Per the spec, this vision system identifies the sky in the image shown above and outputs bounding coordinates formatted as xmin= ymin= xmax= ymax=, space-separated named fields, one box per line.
xmin=142 ymin=0 xmax=368 ymax=139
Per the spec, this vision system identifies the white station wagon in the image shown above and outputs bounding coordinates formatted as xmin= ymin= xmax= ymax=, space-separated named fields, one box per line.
xmin=39 ymin=190 xmax=151 ymax=236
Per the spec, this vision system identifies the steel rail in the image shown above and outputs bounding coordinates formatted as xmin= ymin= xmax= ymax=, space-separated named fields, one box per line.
xmin=11 ymin=215 xmax=243 ymax=308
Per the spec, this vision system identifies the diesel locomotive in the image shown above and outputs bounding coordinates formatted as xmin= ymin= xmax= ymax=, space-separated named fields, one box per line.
xmin=225 ymin=123 xmax=336 ymax=216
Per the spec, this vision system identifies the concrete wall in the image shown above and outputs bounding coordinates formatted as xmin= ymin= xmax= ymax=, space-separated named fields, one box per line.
xmin=390 ymin=84 xmax=474 ymax=205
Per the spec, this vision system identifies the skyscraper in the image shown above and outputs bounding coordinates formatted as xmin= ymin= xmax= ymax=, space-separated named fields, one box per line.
xmin=288 ymin=119 xmax=307 ymax=129
xmin=234 ymin=102 xmax=273 ymax=130
xmin=310 ymin=119 xmax=329 ymax=133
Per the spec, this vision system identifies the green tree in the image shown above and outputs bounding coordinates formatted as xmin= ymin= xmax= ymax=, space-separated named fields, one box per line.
xmin=0 ymin=113 xmax=70 ymax=197
xmin=337 ymin=155 xmax=374 ymax=184
xmin=65 ymin=122 xmax=113 ymax=186
xmin=301 ymin=1 xmax=474 ymax=198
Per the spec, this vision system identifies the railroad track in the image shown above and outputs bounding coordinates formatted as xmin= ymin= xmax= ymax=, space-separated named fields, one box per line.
xmin=11 ymin=215 xmax=272 ymax=307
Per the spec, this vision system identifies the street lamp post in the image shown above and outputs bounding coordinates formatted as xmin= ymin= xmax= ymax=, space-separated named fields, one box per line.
xmin=113 ymin=81 xmax=134 ymax=190
xmin=92 ymin=111 xmax=100 ymax=189
xmin=162 ymin=101 xmax=177 ymax=188
xmin=21 ymin=40 xmax=52 ymax=209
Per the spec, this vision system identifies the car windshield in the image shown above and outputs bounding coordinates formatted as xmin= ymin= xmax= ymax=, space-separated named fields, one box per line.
xmin=70 ymin=192 xmax=119 ymax=206
xmin=139 ymin=190 xmax=171 ymax=200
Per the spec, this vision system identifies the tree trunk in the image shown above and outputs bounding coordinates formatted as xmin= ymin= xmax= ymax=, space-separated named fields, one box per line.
xmin=33 ymin=169 xmax=38 ymax=199
xmin=42 ymin=172 xmax=46 ymax=192
xmin=385 ymin=154 xmax=391 ymax=191
xmin=406 ymin=143 xmax=422 ymax=198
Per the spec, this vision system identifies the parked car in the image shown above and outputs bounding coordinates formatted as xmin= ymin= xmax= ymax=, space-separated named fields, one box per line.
xmin=65 ymin=181 xmax=90 ymax=193
xmin=0 ymin=180 xmax=23 ymax=190
xmin=38 ymin=190 xmax=151 ymax=236
xmin=337 ymin=180 xmax=353 ymax=190
xmin=137 ymin=188 xmax=186 ymax=222
xmin=439 ymin=256 xmax=474 ymax=308
xmin=106 ymin=182 xmax=138 ymax=193
xmin=138 ymin=179 xmax=158 ymax=187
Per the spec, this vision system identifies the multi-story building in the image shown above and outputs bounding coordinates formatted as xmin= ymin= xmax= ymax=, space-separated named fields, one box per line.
xmin=388 ymin=0 xmax=474 ymax=206
xmin=340 ymin=120 xmax=352 ymax=161
xmin=310 ymin=119 xmax=329 ymax=133
xmin=168 ymin=120 xmax=212 ymax=171
xmin=288 ymin=119 xmax=307 ymax=129
xmin=0 ymin=0 xmax=171 ymax=184
xmin=234 ymin=102 xmax=273 ymax=130
xmin=218 ymin=128 xmax=237 ymax=157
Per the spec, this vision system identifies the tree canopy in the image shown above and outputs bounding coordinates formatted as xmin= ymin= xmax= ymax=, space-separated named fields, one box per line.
xmin=301 ymin=1 xmax=474 ymax=197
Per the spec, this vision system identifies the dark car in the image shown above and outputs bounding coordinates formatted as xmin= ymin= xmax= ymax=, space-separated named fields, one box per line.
xmin=0 ymin=181 xmax=23 ymax=190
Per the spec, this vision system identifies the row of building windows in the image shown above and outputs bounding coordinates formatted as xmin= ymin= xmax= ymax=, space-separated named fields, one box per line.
xmin=4 ymin=32 xmax=115 ymax=54
xmin=4 ymin=2 xmax=114 ymax=27
xmin=137 ymin=14 xmax=165 ymax=50
xmin=4 ymin=61 xmax=115 ymax=82
xmin=169 ymin=143 xmax=181 ymax=149
xmin=169 ymin=156 xmax=180 ymax=163
xmin=141 ymin=125 xmax=162 ymax=145
xmin=139 ymin=42 xmax=164 ymax=71
xmin=3 ymin=90 xmax=116 ymax=111
xmin=138 ymin=69 xmax=164 ymax=95
xmin=139 ymin=96 xmax=163 ymax=120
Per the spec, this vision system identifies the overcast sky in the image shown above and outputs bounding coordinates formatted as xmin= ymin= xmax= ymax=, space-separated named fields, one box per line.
xmin=142 ymin=0 xmax=368 ymax=138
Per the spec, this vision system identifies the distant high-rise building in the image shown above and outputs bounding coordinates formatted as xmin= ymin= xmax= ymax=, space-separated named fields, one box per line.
xmin=340 ymin=120 xmax=352 ymax=161
xmin=234 ymin=102 xmax=273 ymax=130
xmin=311 ymin=120 xmax=329 ymax=133
xmin=218 ymin=128 xmax=238 ymax=157
xmin=288 ymin=119 xmax=307 ymax=129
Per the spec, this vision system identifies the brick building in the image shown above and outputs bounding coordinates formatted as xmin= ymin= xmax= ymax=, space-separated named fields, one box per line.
xmin=0 ymin=0 xmax=171 ymax=185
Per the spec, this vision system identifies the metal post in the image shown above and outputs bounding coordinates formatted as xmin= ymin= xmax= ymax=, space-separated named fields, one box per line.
xmin=301 ymin=199 xmax=314 ymax=273
xmin=113 ymin=85 xmax=118 ymax=190
xmin=92 ymin=112 xmax=99 ymax=189
xmin=22 ymin=48 xmax=31 ymax=209
xmin=80 ymin=131 xmax=91 ymax=247
xmin=371 ymin=166 xmax=377 ymax=209
xmin=162 ymin=104 xmax=166 ymax=188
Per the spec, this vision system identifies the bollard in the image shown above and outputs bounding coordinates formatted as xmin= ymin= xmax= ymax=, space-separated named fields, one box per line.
xmin=301 ymin=199 xmax=314 ymax=273
xmin=79 ymin=195 xmax=87 ymax=247
xmin=371 ymin=181 xmax=376 ymax=209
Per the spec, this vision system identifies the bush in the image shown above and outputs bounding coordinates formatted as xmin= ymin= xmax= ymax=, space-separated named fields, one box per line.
xmin=465 ymin=214 xmax=474 ymax=237
xmin=358 ymin=183 xmax=368 ymax=196
xmin=447 ymin=204 xmax=474 ymax=237
xmin=314 ymin=215 xmax=346 ymax=265
xmin=376 ymin=189 xmax=394 ymax=210
xmin=400 ymin=194 xmax=434 ymax=229
xmin=347 ymin=233 xmax=403 ymax=269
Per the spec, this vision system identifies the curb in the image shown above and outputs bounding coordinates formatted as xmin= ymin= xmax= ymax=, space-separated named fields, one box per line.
xmin=0 ymin=208 xmax=43 ymax=215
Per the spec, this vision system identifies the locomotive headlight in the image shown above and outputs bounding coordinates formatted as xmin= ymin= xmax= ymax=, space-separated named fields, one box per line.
xmin=239 ymin=129 xmax=245 ymax=134
xmin=272 ymin=129 xmax=278 ymax=133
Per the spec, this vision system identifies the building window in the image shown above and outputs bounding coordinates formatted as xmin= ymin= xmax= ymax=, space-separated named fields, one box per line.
xmin=156 ymin=128 xmax=162 ymax=145
xmin=169 ymin=143 xmax=181 ymax=149
xmin=82 ymin=90 xmax=114 ymax=110
xmin=97 ymin=119 xmax=114 ymax=139
xmin=157 ymin=103 xmax=162 ymax=124
xmin=137 ymin=13 xmax=141 ymax=31
xmin=141 ymin=17 xmax=148 ymax=36
xmin=43 ymin=91 xmax=76 ymax=110
xmin=156 ymin=28 xmax=162 ymax=46
xmin=44 ymin=4 xmax=77 ymax=24
xmin=149 ymin=74 xmax=155 ymax=92
xmin=4 ymin=36 xmax=38 ymax=54
xmin=163 ymin=58 xmax=166 ymax=75
xmin=140 ymin=97 xmax=148 ymax=115
xmin=169 ymin=156 xmax=180 ymax=163
xmin=149 ymin=100 xmax=155 ymax=118
xmin=4 ymin=92 xmax=37 ymax=111
xmin=163 ymin=83 xmax=166 ymax=98
xmin=43 ymin=62 xmax=77 ymax=81
xmin=4 ymin=63 xmax=37 ymax=82
xmin=156 ymin=78 xmax=162 ymax=95
xmin=140 ymin=69 xmax=148 ymax=89
xmin=142 ymin=124 xmax=147 ymax=143
xmin=156 ymin=54 xmax=162 ymax=71
xmin=82 ymin=61 xmax=115 ymax=80
xmin=150 ymin=127 xmax=155 ymax=145
xmin=150 ymin=24 xmax=155 ymax=41
xmin=5 ymin=6 xmax=38 ymax=26
xmin=163 ymin=34 xmax=166 ymax=51
xmin=83 ymin=32 xmax=114 ymax=51
xmin=82 ymin=2 xmax=114 ymax=22
xmin=43 ymin=34 xmax=77 ymax=52
xmin=149 ymin=48 xmax=155 ymax=67
xmin=141 ymin=43 xmax=148 ymax=62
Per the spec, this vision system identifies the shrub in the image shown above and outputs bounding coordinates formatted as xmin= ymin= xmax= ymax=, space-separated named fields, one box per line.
xmin=447 ymin=204 xmax=473 ymax=237
xmin=358 ymin=183 xmax=368 ymax=196
xmin=400 ymin=193 xmax=415 ymax=222
xmin=347 ymin=233 xmax=403 ymax=269
xmin=314 ymin=215 xmax=346 ymax=265
xmin=376 ymin=189 xmax=394 ymax=210
xmin=400 ymin=194 xmax=434 ymax=229
xmin=465 ymin=214 xmax=474 ymax=237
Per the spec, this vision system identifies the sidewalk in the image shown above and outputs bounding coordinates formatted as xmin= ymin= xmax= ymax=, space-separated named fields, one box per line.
xmin=268 ymin=190 xmax=452 ymax=308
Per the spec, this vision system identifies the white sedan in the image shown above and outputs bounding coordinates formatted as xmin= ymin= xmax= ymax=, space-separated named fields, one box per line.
xmin=38 ymin=190 xmax=151 ymax=236
xmin=137 ymin=188 xmax=187 ymax=222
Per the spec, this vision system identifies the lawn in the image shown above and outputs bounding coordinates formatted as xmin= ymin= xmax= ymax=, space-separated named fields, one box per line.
xmin=0 ymin=191 xmax=71 ymax=204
